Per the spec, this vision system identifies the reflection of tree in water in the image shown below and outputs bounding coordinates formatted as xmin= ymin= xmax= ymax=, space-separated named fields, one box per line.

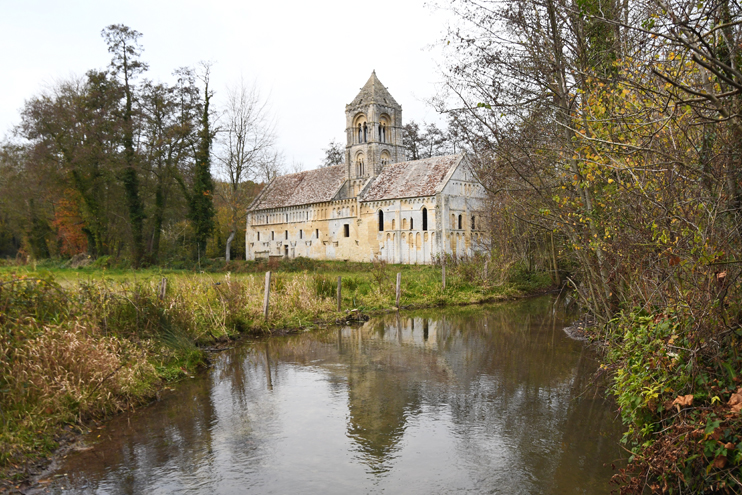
xmin=58 ymin=367 xmax=220 ymax=494
xmin=432 ymin=298 xmax=623 ymax=494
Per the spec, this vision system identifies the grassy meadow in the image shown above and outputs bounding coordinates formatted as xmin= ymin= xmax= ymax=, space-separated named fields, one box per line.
xmin=0 ymin=256 xmax=553 ymax=483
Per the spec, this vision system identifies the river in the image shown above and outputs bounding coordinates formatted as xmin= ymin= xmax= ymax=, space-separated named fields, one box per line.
xmin=38 ymin=296 xmax=623 ymax=494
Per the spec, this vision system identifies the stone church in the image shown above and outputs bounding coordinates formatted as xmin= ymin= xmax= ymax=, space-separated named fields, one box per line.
xmin=245 ymin=72 xmax=486 ymax=264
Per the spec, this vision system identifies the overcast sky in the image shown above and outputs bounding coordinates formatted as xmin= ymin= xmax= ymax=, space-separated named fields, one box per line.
xmin=1 ymin=0 xmax=451 ymax=172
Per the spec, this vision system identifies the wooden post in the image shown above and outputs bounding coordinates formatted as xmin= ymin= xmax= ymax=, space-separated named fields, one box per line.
xmin=442 ymin=264 xmax=446 ymax=290
xmin=158 ymin=277 xmax=167 ymax=300
xmin=263 ymin=271 xmax=271 ymax=320
xmin=396 ymin=272 xmax=401 ymax=308
xmin=337 ymin=276 xmax=342 ymax=312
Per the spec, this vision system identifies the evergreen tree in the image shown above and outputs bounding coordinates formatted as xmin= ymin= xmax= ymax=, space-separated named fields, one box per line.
xmin=102 ymin=24 xmax=147 ymax=267
xmin=189 ymin=65 xmax=216 ymax=259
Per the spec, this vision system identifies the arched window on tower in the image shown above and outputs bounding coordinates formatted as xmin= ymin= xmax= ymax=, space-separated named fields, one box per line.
xmin=422 ymin=207 xmax=428 ymax=231
xmin=380 ymin=151 xmax=391 ymax=167
xmin=380 ymin=123 xmax=386 ymax=143
xmin=358 ymin=123 xmax=362 ymax=143
xmin=378 ymin=210 xmax=384 ymax=232
xmin=363 ymin=122 xmax=367 ymax=142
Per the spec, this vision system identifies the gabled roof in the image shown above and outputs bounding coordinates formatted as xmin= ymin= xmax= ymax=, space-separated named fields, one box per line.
xmin=347 ymin=71 xmax=400 ymax=109
xmin=248 ymin=165 xmax=346 ymax=211
xmin=360 ymin=155 xmax=463 ymax=202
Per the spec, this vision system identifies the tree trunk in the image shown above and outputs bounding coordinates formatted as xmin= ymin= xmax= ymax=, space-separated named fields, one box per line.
xmin=225 ymin=229 xmax=235 ymax=262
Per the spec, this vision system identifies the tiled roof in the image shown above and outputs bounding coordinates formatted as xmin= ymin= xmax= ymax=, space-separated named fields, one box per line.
xmin=348 ymin=71 xmax=400 ymax=109
xmin=360 ymin=155 xmax=463 ymax=202
xmin=248 ymin=165 xmax=346 ymax=211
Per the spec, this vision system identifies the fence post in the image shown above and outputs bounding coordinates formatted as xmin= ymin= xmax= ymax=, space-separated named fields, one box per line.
xmin=396 ymin=272 xmax=402 ymax=308
xmin=158 ymin=277 xmax=167 ymax=300
xmin=263 ymin=271 xmax=271 ymax=320
xmin=337 ymin=276 xmax=342 ymax=312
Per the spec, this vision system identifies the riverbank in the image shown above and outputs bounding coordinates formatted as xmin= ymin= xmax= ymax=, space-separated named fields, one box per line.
xmin=578 ymin=312 xmax=742 ymax=494
xmin=0 ymin=257 xmax=553 ymax=489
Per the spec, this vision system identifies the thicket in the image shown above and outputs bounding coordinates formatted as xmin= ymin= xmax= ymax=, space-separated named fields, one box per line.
xmin=442 ymin=0 xmax=742 ymax=491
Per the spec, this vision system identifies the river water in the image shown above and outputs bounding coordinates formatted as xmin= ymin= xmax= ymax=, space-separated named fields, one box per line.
xmin=40 ymin=296 xmax=623 ymax=494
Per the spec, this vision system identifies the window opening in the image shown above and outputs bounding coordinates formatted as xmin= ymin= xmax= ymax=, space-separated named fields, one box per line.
xmin=422 ymin=208 xmax=428 ymax=231
xmin=257 ymin=232 xmax=260 ymax=241
xmin=344 ymin=224 xmax=350 ymax=237
xmin=378 ymin=210 xmax=384 ymax=232
xmin=471 ymin=216 xmax=476 ymax=230
xmin=363 ymin=122 xmax=367 ymax=142
xmin=299 ymin=230 xmax=303 ymax=239
xmin=285 ymin=230 xmax=288 ymax=240
xmin=458 ymin=215 xmax=462 ymax=230
xmin=410 ymin=218 xmax=414 ymax=230
xmin=271 ymin=231 xmax=275 ymax=240
xmin=315 ymin=228 xmax=319 ymax=238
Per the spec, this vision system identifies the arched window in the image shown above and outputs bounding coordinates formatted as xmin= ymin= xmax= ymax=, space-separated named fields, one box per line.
xmin=357 ymin=123 xmax=362 ymax=143
xmin=422 ymin=207 xmax=428 ymax=231
xmin=380 ymin=123 xmax=386 ymax=143
xmin=378 ymin=210 xmax=384 ymax=232
xmin=392 ymin=218 xmax=396 ymax=230
xmin=458 ymin=215 xmax=462 ymax=230
xmin=410 ymin=218 xmax=414 ymax=230
xmin=471 ymin=215 xmax=476 ymax=230
xmin=363 ymin=122 xmax=367 ymax=142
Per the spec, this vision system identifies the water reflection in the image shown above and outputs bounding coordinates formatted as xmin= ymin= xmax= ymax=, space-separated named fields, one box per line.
xmin=42 ymin=296 xmax=623 ymax=494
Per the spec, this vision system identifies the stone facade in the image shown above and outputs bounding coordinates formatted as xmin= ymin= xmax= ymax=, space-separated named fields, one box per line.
xmin=245 ymin=72 xmax=486 ymax=264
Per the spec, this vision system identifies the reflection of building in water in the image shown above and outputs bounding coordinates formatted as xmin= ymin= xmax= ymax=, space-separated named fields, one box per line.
xmin=268 ymin=316 xmax=450 ymax=471
xmin=264 ymin=300 xmax=594 ymax=476
xmin=341 ymin=317 xmax=450 ymax=471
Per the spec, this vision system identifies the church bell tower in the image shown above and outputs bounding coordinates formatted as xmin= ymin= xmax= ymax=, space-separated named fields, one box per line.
xmin=345 ymin=71 xmax=405 ymax=185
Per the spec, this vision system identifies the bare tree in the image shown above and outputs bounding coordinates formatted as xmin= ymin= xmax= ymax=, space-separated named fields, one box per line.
xmin=216 ymin=78 xmax=277 ymax=261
